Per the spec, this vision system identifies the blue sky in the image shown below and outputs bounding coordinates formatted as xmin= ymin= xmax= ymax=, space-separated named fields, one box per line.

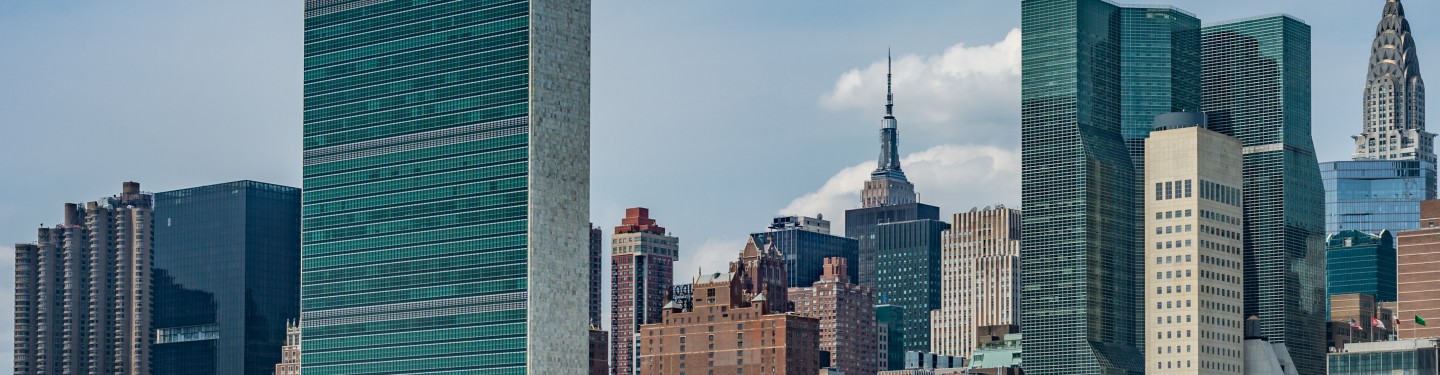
xmin=0 ymin=0 xmax=1434 ymax=365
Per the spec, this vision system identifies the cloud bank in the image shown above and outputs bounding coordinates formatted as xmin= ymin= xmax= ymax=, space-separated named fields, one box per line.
xmin=792 ymin=29 xmax=1024 ymax=231
xmin=820 ymin=28 xmax=1021 ymax=146
xmin=779 ymin=145 xmax=1020 ymax=230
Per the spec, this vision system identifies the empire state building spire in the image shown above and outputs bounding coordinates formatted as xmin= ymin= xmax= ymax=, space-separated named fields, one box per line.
xmin=1353 ymin=0 xmax=1431 ymax=162
xmin=861 ymin=51 xmax=917 ymax=208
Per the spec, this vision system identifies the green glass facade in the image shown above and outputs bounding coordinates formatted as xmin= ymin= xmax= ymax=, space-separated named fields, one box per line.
xmin=1202 ymin=15 xmax=1326 ymax=375
xmin=1019 ymin=0 xmax=1144 ymax=373
xmin=874 ymin=219 xmax=949 ymax=355
xmin=1326 ymin=230 xmax=1398 ymax=310
xmin=1119 ymin=7 xmax=1201 ymax=348
xmin=876 ymin=304 xmax=906 ymax=371
xmin=301 ymin=0 xmax=589 ymax=374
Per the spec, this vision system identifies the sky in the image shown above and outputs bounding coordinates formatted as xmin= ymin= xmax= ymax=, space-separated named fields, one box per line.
xmin=0 ymin=0 xmax=1435 ymax=367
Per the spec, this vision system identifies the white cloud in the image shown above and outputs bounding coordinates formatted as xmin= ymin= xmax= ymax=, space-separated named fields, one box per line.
xmin=820 ymin=28 xmax=1021 ymax=146
xmin=779 ymin=144 xmax=1021 ymax=232
xmin=675 ymin=237 xmax=748 ymax=285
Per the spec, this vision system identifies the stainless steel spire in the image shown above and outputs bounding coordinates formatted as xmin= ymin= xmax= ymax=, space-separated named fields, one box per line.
xmin=862 ymin=50 xmax=917 ymax=208
xmin=1353 ymin=0 xmax=1430 ymax=162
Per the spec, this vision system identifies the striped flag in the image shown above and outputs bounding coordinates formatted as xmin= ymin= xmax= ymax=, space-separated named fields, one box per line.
xmin=1373 ymin=317 xmax=1387 ymax=330
xmin=1351 ymin=318 xmax=1365 ymax=330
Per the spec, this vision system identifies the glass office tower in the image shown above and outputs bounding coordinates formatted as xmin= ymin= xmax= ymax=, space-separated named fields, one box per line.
xmin=1019 ymin=0 xmax=1144 ymax=372
xmin=153 ymin=181 xmax=302 ymax=375
xmin=750 ymin=215 xmax=859 ymax=287
xmin=1323 ymin=160 xmax=1436 ymax=234
xmin=1118 ymin=6 xmax=1202 ymax=348
xmin=300 ymin=1 xmax=590 ymax=373
xmin=1203 ymin=15 xmax=1326 ymax=374
xmin=1325 ymin=230 xmax=1398 ymax=304
xmin=874 ymin=219 xmax=949 ymax=354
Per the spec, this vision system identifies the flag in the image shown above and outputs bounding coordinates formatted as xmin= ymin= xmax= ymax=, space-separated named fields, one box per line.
xmin=1373 ymin=317 xmax=1387 ymax=330
xmin=1350 ymin=318 xmax=1364 ymax=330
xmin=1418 ymin=315 xmax=1428 ymax=327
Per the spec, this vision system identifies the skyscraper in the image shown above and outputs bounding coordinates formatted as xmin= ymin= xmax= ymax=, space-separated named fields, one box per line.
xmin=1203 ymin=15 xmax=1326 ymax=374
xmin=862 ymin=52 xmax=917 ymax=210
xmin=1119 ymin=7 xmax=1202 ymax=348
xmin=874 ymin=218 xmax=949 ymax=354
xmin=1019 ymin=0 xmax=1144 ymax=372
xmin=299 ymin=0 xmax=591 ymax=373
xmin=930 ymin=206 xmax=1020 ymax=360
xmin=846 ymin=55 xmax=940 ymax=288
xmin=14 ymin=182 xmax=153 ymax=375
xmin=789 ymin=258 xmax=879 ymax=375
xmin=1323 ymin=0 xmax=1434 ymax=237
xmin=1354 ymin=0 xmax=1429 ymax=163
xmin=1142 ymin=114 xmax=1246 ymax=374
xmin=751 ymin=215 xmax=860 ymax=287
xmin=152 ymin=181 xmax=302 ymax=375
xmin=610 ymin=208 xmax=678 ymax=375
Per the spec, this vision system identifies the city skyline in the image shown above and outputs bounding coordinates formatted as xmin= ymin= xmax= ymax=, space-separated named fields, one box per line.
xmin=2 ymin=0 xmax=1438 ymax=369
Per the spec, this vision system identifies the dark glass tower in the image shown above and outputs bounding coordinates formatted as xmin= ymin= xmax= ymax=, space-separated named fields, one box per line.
xmin=1203 ymin=15 xmax=1326 ymax=374
xmin=750 ymin=215 xmax=859 ymax=288
xmin=1019 ymin=0 xmax=1144 ymax=373
xmin=300 ymin=1 xmax=591 ymax=373
xmin=874 ymin=219 xmax=948 ymax=354
xmin=1325 ymin=230 xmax=1398 ymax=308
xmin=152 ymin=181 xmax=301 ymax=375
xmin=1118 ymin=6 xmax=1202 ymax=349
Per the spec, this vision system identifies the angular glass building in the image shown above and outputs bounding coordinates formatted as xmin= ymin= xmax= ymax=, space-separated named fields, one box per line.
xmin=1203 ymin=15 xmax=1327 ymax=374
xmin=1019 ymin=0 xmax=1144 ymax=372
xmin=300 ymin=1 xmax=591 ymax=373
xmin=1118 ymin=6 xmax=1202 ymax=348
xmin=152 ymin=181 xmax=302 ymax=375
xmin=1323 ymin=160 xmax=1436 ymax=234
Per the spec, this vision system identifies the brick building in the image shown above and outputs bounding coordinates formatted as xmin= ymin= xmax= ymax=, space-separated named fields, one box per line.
xmin=1397 ymin=200 xmax=1440 ymax=339
xmin=637 ymin=242 xmax=820 ymax=374
xmin=791 ymin=258 xmax=879 ymax=375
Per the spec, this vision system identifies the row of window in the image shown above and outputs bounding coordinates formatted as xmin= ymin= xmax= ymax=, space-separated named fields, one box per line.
xmin=1154 ymin=179 xmax=1193 ymax=201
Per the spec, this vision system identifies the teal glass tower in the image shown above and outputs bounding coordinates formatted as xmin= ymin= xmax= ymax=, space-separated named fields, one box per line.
xmin=874 ymin=219 xmax=949 ymax=354
xmin=300 ymin=1 xmax=590 ymax=373
xmin=1202 ymin=15 xmax=1326 ymax=374
xmin=1019 ymin=0 xmax=1144 ymax=373
xmin=1119 ymin=6 xmax=1202 ymax=348
xmin=1325 ymin=230 xmax=1398 ymax=313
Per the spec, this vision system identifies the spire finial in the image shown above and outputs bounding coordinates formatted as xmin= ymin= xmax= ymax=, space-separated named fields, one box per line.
xmin=886 ymin=48 xmax=894 ymax=116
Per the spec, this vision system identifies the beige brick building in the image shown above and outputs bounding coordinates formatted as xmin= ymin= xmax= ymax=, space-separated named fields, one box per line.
xmin=1143 ymin=117 xmax=1246 ymax=373
xmin=930 ymin=206 xmax=1020 ymax=360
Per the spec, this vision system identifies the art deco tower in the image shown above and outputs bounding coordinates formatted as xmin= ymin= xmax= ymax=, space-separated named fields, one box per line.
xmin=847 ymin=53 xmax=940 ymax=288
xmin=1354 ymin=0 xmax=1429 ymax=162
xmin=862 ymin=53 xmax=917 ymax=209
